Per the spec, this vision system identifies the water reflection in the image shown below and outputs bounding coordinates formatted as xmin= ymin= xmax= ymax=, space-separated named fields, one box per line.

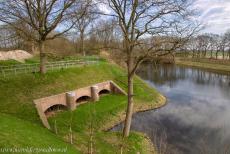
xmin=112 ymin=63 xmax=230 ymax=154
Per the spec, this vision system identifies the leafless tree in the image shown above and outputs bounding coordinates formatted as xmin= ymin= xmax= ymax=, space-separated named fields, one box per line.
xmin=196 ymin=34 xmax=213 ymax=58
xmin=213 ymin=35 xmax=224 ymax=60
xmin=223 ymin=31 xmax=230 ymax=60
xmin=103 ymin=0 xmax=200 ymax=137
xmin=0 ymin=0 xmax=77 ymax=74
xmin=0 ymin=24 xmax=23 ymax=50
xmin=93 ymin=19 xmax=119 ymax=48
xmin=71 ymin=0 xmax=98 ymax=56
xmin=184 ymin=37 xmax=199 ymax=58
xmin=208 ymin=34 xmax=219 ymax=59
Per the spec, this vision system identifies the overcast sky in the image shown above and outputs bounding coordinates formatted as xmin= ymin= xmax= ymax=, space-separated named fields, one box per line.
xmin=194 ymin=0 xmax=230 ymax=34
xmin=98 ymin=0 xmax=230 ymax=34
xmin=1 ymin=0 xmax=229 ymax=35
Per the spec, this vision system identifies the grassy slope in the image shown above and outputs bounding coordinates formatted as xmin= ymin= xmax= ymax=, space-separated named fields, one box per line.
xmin=0 ymin=55 xmax=102 ymax=65
xmin=0 ymin=61 xmax=164 ymax=153
xmin=176 ymin=58 xmax=230 ymax=74
xmin=0 ymin=113 xmax=80 ymax=154
xmin=0 ymin=59 xmax=21 ymax=65
xmin=48 ymin=95 xmax=158 ymax=154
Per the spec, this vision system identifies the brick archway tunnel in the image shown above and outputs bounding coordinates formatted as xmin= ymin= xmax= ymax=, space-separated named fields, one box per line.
xmin=34 ymin=81 xmax=127 ymax=129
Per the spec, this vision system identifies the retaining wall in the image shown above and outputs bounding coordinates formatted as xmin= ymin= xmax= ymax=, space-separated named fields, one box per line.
xmin=34 ymin=80 xmax=127 ymax=129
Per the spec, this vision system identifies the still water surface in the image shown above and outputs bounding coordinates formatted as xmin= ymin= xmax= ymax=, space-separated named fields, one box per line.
xmin=112 ymin=64 xmax=230 ymax=154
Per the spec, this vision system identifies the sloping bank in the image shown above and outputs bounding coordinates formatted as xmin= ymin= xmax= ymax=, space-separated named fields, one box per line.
xmin=48 ymin=61 xmax=166 ymax=153
xmin=176 ymin=58 xmax=230 ymax=75
xmin=0 ymin=60 xmax=166 ymax=154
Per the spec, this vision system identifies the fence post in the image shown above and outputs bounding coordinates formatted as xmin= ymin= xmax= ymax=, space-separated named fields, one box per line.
xmin=97 ymin=56 xmax=99 ymax=64
xmin=0 ymin=59 xmax=97 ymax=77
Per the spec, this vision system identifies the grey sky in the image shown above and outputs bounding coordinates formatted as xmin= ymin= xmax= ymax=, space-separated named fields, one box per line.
xmin=194 ymin=0 xmax=230 ymax=34
xmin=1 ymin=0 xmax=229 ymax=34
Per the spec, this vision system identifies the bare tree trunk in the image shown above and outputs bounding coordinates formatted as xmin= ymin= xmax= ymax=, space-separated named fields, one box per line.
xmin=192 ymin=50 xmax=195 ymax=58
xmin=80 ymin=30 xmax=85 ymax=56
xmin=198 ymin=50 xmax=201 ymax=58
xmin=223 ymin=50 xmax=225 ymax=60
xmin=123 ymin=56 xmax=134 ymax=137
xmin=39 ymin=40 xmax=46 ymax=74
xmin=216 ymin=50 xmax=219 ymax=59
xmin=31 ymin=41 xmax=37 ymax=54
xmin=204 ymin=49 xmax=207 ymax=58
xmin=229 ymin=50 xmax=230 ymax=61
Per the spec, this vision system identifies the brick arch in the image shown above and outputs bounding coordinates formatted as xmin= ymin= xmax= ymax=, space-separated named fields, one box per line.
xmin=76 ymin=95 xmax=91 ymax=103
xmin=44 ymin=104 xmax=67 ymax=116
xmin=97 ymin=83 xmax=111 ymax=94
xmin=34 ymin=80 xmax=127 ymax=129
xmin=98 ymin=89 xmax=110 ymax=95
xmin=43 ymin=102 xmax=67 ymax=113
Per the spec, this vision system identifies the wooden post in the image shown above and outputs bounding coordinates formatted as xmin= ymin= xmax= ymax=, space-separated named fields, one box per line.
xmin=54 ymin=120 xmax=58 ymax=134
xmin=69 ymin=126 xmax=73 ymax=144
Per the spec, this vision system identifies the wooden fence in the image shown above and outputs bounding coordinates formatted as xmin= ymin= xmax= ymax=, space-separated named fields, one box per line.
xmin=0 ymin=59 xmax=98 ymax=77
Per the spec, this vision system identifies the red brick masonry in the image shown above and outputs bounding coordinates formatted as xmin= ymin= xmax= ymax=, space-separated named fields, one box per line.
xmin=34 ymin=81 xmax=127 ymax=129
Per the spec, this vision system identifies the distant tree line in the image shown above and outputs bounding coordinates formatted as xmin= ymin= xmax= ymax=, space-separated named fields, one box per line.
xmin=178 ymin=31 xmax=230 ymax=60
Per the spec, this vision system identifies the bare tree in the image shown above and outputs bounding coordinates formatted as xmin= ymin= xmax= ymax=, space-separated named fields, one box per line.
xmin=223 ymin=31 xmax=230 ymax=60
xmin=208 ymin=34 xmax=218 ymax=59
xmin=104 ymin=0 xmax=199 ymax=137
xmin=71 ymin=0 xmax=98 ymax=56
xmin=0 ymin=24 xmax=23 ymax=50
xmin=196 ymin=34 xmax=213 ymax=58
xmin=185 ymin=37 xmax=199 ymax=58
xmin=93 ymin=19 xmax=119 ymax=48
xmin=214 ymin=35 xmax=223 ymax=60
xmin=0 ymin=0 xmax=76 ymax=74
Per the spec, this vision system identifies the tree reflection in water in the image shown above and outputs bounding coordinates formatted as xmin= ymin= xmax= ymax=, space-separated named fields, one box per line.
xmin=113 ymin=63 xmax=230 ymax=154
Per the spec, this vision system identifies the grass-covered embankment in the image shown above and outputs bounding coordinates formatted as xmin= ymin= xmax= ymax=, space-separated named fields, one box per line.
xmin=0 ymin=113 xmax=80 ymax=154
xmin=176 ymin=58 xmax=230 ymax=74
xmin=0 ymin=55 xmax=103 ymax=65
xmin=0 ymin=61 xmax=165 ymax=153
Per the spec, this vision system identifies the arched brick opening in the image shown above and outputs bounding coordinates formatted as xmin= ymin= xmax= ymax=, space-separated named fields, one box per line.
xmin=45 ymin=104 xmax=67 ymax=117
xmin=76 ymin=96 xmax=91 ymax=104
xmin=98 ymin=89 xmax=110 ymax=96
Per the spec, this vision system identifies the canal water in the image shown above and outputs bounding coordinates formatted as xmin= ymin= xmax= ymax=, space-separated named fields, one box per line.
xmin=112 ymin=64 xmax=230 ymax=154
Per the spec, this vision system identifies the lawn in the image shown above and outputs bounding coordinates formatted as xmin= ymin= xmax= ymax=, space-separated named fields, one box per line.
xmin=0 ymin=61 xmax=165 ymax=153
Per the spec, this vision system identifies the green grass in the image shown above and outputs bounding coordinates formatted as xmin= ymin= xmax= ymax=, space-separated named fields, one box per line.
xmin=24 ymin=56 xmax=40 ymax=64
xmin=176 ymin=58 xmax=230 ymax=74
xmin=48 ymin=94 xmax=152 ymax=153
xmin=0 ymin=59 xmax=21 ymax=66
xmin=0 ymin=55 xmax=104 ymax=67
xmin=49 ymin=95 xmax=126 ymax=133
xmin=49 ymin=55 xmax=105 ymax=62
xmin=0 ymin=113 xmax=80 ymax=154
xmin=0 ymin=56 xmax=40 ymax=66
xmin=0 ymin=61 xmax=163 ymax=153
